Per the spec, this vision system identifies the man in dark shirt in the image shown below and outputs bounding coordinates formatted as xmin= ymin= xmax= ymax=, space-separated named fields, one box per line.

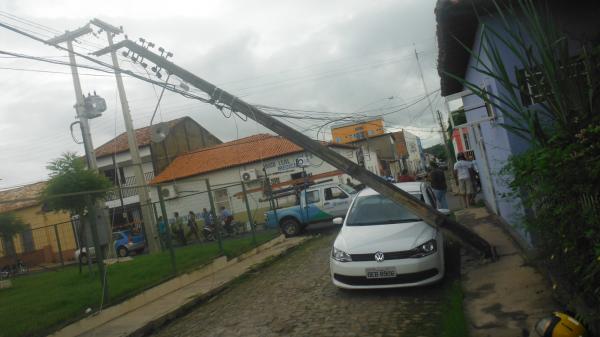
xmin=428 ymin=162 xmax=448 ymax=209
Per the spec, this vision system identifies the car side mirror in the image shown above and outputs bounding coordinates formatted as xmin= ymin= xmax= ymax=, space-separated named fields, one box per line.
xmin=437 ymin=208 xmax=451 ymax=216
xmin=332 ymin=217 xmax=343 ymax=225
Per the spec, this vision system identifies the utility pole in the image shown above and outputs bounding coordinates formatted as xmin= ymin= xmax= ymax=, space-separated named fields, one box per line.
xmin=90 ymin=18 xmax=160 ymax=253
xmin=414 ymin=47 xmax=444 ymax=146
xmin=94 ymin=39 xmax=496 ymax=259
xmin=47 ymin=26 xmax=115 ymax=260
xmin=47 ymin=25 xmax=97 ymax=170
xmin=436 ymin=110 xmax=455 ymax=173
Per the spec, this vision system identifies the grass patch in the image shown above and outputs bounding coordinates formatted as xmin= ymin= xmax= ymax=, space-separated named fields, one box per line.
xmin=440 ymin=280 xmax=469 ymax=337
xmin=0 ymin=230 xmax=279 ymax=337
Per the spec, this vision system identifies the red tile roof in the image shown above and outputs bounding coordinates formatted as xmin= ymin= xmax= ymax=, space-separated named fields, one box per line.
xmin=94 ymin=117 xmax=186 ymax=158
xmin=151 ymin=134 xmax=353 ymax=184
xmin=0 ymin=181 xmax=46 ymax=213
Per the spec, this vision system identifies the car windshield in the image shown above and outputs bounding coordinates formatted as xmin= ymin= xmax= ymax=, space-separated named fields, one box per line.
xmin=338 ymin=184 xmax=357 ymax=195
xmin=345 ymin=193 xmax=422 ymax=226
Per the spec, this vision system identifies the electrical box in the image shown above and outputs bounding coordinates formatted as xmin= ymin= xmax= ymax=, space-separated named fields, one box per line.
xmin=72 ymin=207 xmax=110 ymax=249
xmin=81 ymin=94 xmax=106 ymax=119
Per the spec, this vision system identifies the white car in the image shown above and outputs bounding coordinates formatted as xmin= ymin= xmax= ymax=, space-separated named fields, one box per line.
xmin=330 ymin=182 xmax=447 ymax=289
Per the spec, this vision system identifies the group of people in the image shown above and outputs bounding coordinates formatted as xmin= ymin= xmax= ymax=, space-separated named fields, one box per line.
xmin=156 ymin=206 xmax=235 ymax=247
xmin=427 ymin=152 xmax=480 ymax=209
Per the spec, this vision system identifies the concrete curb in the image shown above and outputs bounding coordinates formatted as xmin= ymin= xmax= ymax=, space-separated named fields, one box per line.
xmin=48 ymin=234 xmax=304 ymax=337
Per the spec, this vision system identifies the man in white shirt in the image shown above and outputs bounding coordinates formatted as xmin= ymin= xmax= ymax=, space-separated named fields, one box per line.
xmin=454 ymin=152 xmax=474 ymax=208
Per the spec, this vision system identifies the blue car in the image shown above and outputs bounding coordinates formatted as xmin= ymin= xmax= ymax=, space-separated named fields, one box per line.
xmin=113 ymin=230 xmax=145 ymax=257
xmin=75 ymin=230 xmax=145 ymax=263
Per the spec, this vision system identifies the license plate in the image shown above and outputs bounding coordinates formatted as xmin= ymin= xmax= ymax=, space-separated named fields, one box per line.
xmin=365 ymin=267 xmax=396 ymax=279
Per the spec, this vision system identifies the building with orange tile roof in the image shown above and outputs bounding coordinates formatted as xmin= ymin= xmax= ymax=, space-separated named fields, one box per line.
xmin=94 ymin=116 xmax=221 ymax=230
xmin=147 ymin=133 xmax=380 ymax=226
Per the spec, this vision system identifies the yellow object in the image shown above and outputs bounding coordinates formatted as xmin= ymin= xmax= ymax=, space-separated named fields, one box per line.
xmin=331 ymin=118 xmax=385 ymax=144
xmin=535 ymin=312 xmax=586 ymax=337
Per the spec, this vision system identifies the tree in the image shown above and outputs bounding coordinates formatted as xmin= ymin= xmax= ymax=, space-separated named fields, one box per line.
xmin=0 ymin=213 xmax=28 ymax=264
xmin=42 ymin=152 xmax=112 ymax=214
xmin=423 ymin=144 xmax=447 ymax=161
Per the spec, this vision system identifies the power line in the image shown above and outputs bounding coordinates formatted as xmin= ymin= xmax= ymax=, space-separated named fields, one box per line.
xmin=0 ymin=21 xmax=212 ymax=106
xmin=0 ymin=66 xmax=115 ymax=77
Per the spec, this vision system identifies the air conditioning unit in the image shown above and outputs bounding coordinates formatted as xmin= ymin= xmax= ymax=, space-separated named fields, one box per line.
xmin=295 ymin=156 xmax=310 ymax=168
xmin=160 ymin=185 xmax=177 ymax=200
xmin=240 ymin=169 xmax=258 ymax=182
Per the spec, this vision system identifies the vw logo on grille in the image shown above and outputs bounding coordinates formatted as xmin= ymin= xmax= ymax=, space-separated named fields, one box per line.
xmin=374 ymin=251 xmax=385 ymax=262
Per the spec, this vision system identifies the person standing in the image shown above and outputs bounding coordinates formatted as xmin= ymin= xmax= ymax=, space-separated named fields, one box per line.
xmin=428 ymin=162 xmax=448 ymax=209
xmin=187 ymin=211 xmax=200 ymax=241
xmin=220 ymin=206 xmax=234 ymax=236
xmin=157 ymin=216 xmax=167 ymax=250
xmin=454 ymin=153 xmax=474 ymax=208
xmin=173 ymin=212 xmax=187 ymax=245
xmin=201 ymin=208 xmax=214 ymax=241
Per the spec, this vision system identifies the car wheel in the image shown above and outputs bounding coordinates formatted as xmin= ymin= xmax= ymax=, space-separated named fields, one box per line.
xmin=79 ymin=254 xmax=88 ymax=265
xmin=117 ymin=246 xmax=129 ymax=257
xmin=281 ymin=218 xmax=301 ymax=237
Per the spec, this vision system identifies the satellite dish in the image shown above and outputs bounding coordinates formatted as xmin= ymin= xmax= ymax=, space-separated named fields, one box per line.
xmin=151 ymin=122 xmax=170 ymax=143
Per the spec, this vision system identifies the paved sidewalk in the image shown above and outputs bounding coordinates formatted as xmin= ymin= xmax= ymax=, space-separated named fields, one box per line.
xmin=456 ymin=206 xmax=556 ymax=337
xmin=50 ymin=236 xmax=307 ymax=337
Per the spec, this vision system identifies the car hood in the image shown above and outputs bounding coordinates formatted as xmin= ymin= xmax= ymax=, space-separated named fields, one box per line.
xmin=334 ymin=221 xmax=436 ymax=253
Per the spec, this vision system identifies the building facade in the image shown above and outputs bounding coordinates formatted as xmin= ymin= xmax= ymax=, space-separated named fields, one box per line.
xmin=331 ymin=118 xmax=385 ymax=144
xmin=0 ymin=182 xmax=76 ymax=266
xmin=94 ymin=117 xmax=221 ymax=230
xmin=149 ymin=134 xmax=379 ymax=224
xmin=436 ymin=0 xmax=600 ymax=243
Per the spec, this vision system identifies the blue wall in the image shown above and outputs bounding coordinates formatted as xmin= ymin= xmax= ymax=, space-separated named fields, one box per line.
xmin=461 ymin=15 xmax=532 ymax=244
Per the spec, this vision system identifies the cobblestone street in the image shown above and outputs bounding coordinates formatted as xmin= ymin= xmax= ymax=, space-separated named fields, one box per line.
xmin=151 ymin=225 xmax=449 ymax=337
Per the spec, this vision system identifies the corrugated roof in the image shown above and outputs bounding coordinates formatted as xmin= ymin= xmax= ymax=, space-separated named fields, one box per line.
xmin=151 ymin=134 xmax=353 ymax=184
xmin=94 ymin=117 xmax=186 ymax=158
xmin=0 ymin=181 xmax=46 ymax=213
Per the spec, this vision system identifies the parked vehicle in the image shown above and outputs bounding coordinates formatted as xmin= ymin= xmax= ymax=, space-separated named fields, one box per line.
xmin=75 ymin=230 xmax=146 ymax=263
xmin=329 ymin=182 xmax=449 ymax=289
xmin=202 ymin=220 xmax=245 ymax=241
xmin=0 ymin=259 xmax=27 ymax=278
xmin=265 ymin=182 xmax=357 ymax=237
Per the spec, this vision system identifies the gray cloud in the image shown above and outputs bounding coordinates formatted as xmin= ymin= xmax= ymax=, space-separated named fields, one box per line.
xmin=0 ymin=0 xmax=441 ymax=188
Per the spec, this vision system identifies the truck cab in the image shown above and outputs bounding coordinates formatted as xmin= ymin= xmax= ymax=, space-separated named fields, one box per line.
xmin=265 ymin=182 xmax=357 ymax=236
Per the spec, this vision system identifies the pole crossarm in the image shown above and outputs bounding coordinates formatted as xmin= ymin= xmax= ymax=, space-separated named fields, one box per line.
xmin=46 ymin=25 xmax=92 ymax=45
xmin=94 ymin=39 xmax=496 ymax=260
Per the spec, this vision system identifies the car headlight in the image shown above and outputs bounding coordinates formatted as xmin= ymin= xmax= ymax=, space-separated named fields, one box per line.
xmin=331 ymin=247 xmax=352 ymax=262
xmin=410 ymin=239 xmax=437 ymax=258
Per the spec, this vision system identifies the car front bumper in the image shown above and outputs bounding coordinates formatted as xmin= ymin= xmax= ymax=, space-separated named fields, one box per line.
xmin=329 ymin=248 xmax=444 ymax=289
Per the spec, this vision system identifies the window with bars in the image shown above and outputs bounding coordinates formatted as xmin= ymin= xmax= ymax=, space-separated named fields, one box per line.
xmin=516 ymin=59 xmax=592 ymax=107
xmin=516 ymin=68 xmax=549 ymax=106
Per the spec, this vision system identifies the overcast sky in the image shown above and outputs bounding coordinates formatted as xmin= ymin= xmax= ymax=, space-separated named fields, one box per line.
xmin=0 ymin=0 xmax=443 ymax=188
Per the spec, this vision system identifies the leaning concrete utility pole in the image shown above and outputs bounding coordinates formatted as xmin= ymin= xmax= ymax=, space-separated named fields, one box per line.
xmin=94 ymin=39 xmax=496 ymax=259
xmin=90 ymin=19 xmax=160 ymax=253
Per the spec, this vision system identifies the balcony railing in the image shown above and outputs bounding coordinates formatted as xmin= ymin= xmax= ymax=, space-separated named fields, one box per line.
xmin=105 ymin=172 xmax=155 ymax=202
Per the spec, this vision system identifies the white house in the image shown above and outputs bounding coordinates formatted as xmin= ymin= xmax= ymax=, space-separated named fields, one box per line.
xmin=94 ymin=117 xmax=221 ymax=229
xmin=148 ymin=133 xmax=379 ymax=224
